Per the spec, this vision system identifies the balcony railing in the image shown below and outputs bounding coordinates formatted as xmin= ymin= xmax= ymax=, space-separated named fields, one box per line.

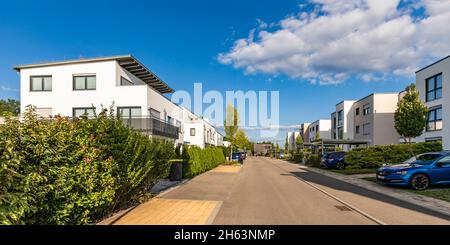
xmin=122 ymin=116 xmax=180 ymax=139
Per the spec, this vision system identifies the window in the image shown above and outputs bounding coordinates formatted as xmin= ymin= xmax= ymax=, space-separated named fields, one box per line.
xmin=30 ymin=76 xmax=52 ymax=91
xmin=355 ymin=125 xmax=360 ymax=134
xmin=120 ymin=76 xmax=133 ymax=86
xmin=118 ymin=107 xmax=141 ymax=118
xmin=316 ymin=125 xmax=319 ymax=132
xmin=337 ymin=110 xmax=343 ymax=127
xmin=425 ymin=137 xmax=442 ymax=142
xmin=73 ymin=107 xmax=96 ymax=118
xmin=355 ymin=108 xmax=360 ymax=116
xmin=149 ymin=108 xmax=160 ymax=119
xmin=338 ymin=127 xmax=344 ymax=139
xmin=176 ymin=120 xmax=182 ymax=128
xmin=437 ymin=156 xmax=450 ymax=166
xmin=333 ymin=117 xmax=337 ymax=129
xmin=426 ymin=74 xmax=443 ymax=102
xmin=73 ymin=75 xmax=96 ymax=90
xmin=427 ymin=106 xmax=443 ymax=131
xmin=363 ymin=123 xmax=370 ymax=135
xmin=190 ymin=128 xmax=196 ymax=136
xmin=363 ymin=104 xmax=371 ymax=115
xmin=167 ymin=116 xmax=174 ymax=125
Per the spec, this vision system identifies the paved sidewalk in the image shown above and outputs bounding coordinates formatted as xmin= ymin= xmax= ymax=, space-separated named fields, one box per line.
xmin=300 ymin=163 xmax=450 ymax=217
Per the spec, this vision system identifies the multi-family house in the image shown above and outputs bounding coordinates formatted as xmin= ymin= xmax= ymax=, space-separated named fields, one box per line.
xmin=331 ymin=100 xmax=356 ymax=142
xmin=300 ymin=123 xmax=310 ymax=143
xmin=352 ymin=93 xmax=400 ymax=146
xmin=308 ymin=119 xmax=332 ymax=142
xmin=14 ymin=55 xmax=222 ymax=148
xmin=415 ymin=55 xmax=449 ymax=150
xmin=286 ymin=131 xmax=300 ymax=151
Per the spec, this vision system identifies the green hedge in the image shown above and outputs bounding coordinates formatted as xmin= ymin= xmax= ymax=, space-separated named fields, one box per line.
xmin=0 ymin=107 xmax=175 ymax=225
xmin=182 ymin=146 xmax=226 ymax=178
xmin=304 ymin=153 xmax=321 ymax=167
xmin=344 ymin=142 xmax=442 ymax=169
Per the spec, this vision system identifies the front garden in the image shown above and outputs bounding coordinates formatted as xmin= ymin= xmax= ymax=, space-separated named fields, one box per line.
xmin=0 ymin=107 xmax=225 ymax=225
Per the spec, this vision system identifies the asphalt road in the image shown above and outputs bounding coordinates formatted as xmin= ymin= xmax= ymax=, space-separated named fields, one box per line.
xmin=161 ymin=157 xmax=450 ymax=225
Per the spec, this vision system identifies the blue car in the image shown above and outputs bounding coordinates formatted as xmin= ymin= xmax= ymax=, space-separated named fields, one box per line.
xmin=231 ymin=152 xmax=244 ymax=163
xmin=376 ymin=151 xmax=450 ymax=190
xmin=321 ymin=152 xmax=346 ymax=169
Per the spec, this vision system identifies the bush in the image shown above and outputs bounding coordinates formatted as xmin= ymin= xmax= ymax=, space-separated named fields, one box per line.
xmin=0 ymin=107 xmax=175 ymax=225
xmin=305 ymin=153 xmax=321 ymax=167
xmin=183 ymin=146 xmax=226 ymax=178
xmin=344 ymin=142 xmax=442 ymax=169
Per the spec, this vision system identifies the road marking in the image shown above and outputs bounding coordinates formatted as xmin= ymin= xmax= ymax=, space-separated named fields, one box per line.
xmin=271 ymin=160 xmax=388 ymax=225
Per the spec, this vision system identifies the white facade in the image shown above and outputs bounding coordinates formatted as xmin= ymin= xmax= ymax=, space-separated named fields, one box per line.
xmin=181 ymin=107 xmax=223 ymax=149
xmin=415 ymin=56 xmax=449 ymax=150
xmin=308 ymin=119 xmax=332 ymax=142
xmin=331 ymin=100 xmax=356 ymax=141
xmin=286 ymin=131 xmax=300 ymax=151
xmin=15 ymin=55 xmax=222 ymax=148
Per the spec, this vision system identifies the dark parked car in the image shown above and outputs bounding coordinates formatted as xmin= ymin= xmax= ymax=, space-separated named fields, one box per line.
xmin=376 ymin=151 xmax=450 ymax=190
xmin=320 ymin=152 xmax=346 ymax=169
xmin=231 ymin=152 xmax=244 ymax=163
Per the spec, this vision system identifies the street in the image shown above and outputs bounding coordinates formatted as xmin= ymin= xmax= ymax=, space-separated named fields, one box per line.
xmin=160 ymin=157 xmax=450 ymax=225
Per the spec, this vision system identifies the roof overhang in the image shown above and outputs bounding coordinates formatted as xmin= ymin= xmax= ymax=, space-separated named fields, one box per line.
xmin=13 ymin=55 xmax=174 ymax=94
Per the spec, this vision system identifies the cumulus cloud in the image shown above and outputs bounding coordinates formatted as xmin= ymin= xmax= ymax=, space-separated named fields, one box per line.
xmin=0 ymin=85 xmax=19 ymax=92
xmin=218 ymin=0 xmax=450 ymax=85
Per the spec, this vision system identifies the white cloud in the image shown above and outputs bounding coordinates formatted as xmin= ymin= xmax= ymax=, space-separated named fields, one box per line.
xmin=0 ymin=85 xmax=19 ymax=92
xmin=218 ymin=0 xmax=450 ymax=85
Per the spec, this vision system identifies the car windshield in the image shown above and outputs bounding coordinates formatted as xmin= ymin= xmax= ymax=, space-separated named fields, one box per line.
xmin=404 ymin=154 xmax=442 ymax=165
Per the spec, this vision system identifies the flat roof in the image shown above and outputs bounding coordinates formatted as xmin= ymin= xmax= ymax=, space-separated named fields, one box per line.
xmin=13 ymin=55 xmax=174 ymax=94
xmin=416 ymin=55 xmax=450 ymax=73
xmin=354 ymin=92 xmax=399 ymax=103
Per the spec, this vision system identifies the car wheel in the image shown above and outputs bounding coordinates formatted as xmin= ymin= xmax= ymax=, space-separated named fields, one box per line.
xmin=336 ymin=162 xmax=345 ymax=170
xmin=410 ymin=174 xmax=430 ymax=191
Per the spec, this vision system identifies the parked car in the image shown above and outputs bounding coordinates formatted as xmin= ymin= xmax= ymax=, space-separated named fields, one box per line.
xmin=376 ymin=151 xmax=450 ymax=190
xmin=321 ymin=152 xmax=346 ymax=169
xmin=240 ymin=152 xmax=247 ymax=160
xmin=231 ymin=152 xmax=244 ymax=163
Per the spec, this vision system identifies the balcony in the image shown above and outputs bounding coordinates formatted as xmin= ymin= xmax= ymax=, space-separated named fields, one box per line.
xmin=122 ymin=116 xmax=180 ymax=139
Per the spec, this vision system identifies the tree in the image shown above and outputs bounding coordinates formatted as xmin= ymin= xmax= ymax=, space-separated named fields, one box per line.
xmin=394 ymin=84 xmax=428 ymax=154
xmin=224 ymin=104 xmax=239 ymax=157
xmin=284 ymin=137 xmax=289 ymax=154
xmin=0 ymin=99 xmax=20 ymax=116
xmin=315 ymin=132 xmax=321 ymax=141
xmin=295 ymin=135 xmax=304 ymax=151
xmin=233 ymin=130 xmax=251 ymax=151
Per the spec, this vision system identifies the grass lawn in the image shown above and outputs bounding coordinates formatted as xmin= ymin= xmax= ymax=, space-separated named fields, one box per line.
xmin=362 ymin=177 xmax=450 ymax=203
xmin=327 ymin=168 xmax=378 ymax=175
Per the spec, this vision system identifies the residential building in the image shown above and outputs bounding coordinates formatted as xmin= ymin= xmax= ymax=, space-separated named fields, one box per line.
xmin=352 ymin=93 xmax=400 ymax=146
xmin=181 ymin=107 xmax=223 ymax=149
xmin=286 ymin=131 xmax=300 ymax=151
xmin=331 ymin=100 xmax=356 ymax=142
xmin=308 ymin=119 xmax=332 ymax=142
xmin=14 ymin=55 xmax=222 ymax=148
xmin=254 ymin=143 xmax=272 ymax=156
xmin=300 ymin=123 xmax=310 ymax=143
xmin=415 ymin=55 xmax=449 ymax=150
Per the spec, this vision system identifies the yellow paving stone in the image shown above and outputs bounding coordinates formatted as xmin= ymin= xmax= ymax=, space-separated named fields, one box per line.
xmin=113 ymin=198 xmax=222 ymax=225
xmin=210 ymin=165 xmax=241 ymax=173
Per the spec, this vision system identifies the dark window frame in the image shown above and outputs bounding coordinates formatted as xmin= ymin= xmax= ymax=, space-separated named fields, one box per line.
xmin=30 ymin=75 xmax=52 ymax=92
xmin=426 ymin=73 xmax=443 ymax=102
xmin=426 ymin=106 xmax=443 ymax=132
xmin=117 ymin=106 xmax=142 ymax=118
xmin=73 ymin=75 xmax=97 ymax=91
xmin=363 ymin=104 xmax=371 ymax=116
xmin=363 ymin=123 xmax=370 ymax=135
xmin=120 ymin=76 xmax=134 ymax=86
xmin=355 ymin=107 xmax=360 ymax=116
xmin=355 ymin=125 xmax=360 ymax=134
xmin=190 ymin=128 xmax=196 ymax=136
xmin=72 ymin=107 xmax=96 ymax=118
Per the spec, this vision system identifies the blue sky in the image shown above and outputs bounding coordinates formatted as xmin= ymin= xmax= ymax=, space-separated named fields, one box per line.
xmin=1 ymin=0 xmax=449 ymax=143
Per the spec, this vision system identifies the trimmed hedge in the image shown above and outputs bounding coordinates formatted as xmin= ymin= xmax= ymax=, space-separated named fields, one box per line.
xmin=183 ymin=146 xmax=226 ymax=178
xmin=0 ymin=107 xmax=175 ymax=225
xmin=344 ymin=142 xmax=442 ymax=169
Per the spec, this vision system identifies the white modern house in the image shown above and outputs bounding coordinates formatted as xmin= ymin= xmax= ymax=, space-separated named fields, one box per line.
xmin=181 ymin=107 xmax=224 ymax=149
xmin=286 ymin=131 xmax=300 ymax=151
xmin=415 ymin=55 xmax=449 ymax=150
xmin=331 ymin=100 xmax=356 ymax=141
xmin=14 ymin=55 xmax=222 ymax=148
xmin=308 ymin=119 xmax=332 ymax=142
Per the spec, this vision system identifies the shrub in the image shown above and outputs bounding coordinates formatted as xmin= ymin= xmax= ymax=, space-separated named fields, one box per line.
xmin=0 ymin=107 xmax=175 ymax=225
xmin=344 ymin=142 xmax=442 ymax=169
xmin=183 ymin=146 xmax=226 ymax=178
xmin=305 ymin=153 xmax=321 ymax=167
